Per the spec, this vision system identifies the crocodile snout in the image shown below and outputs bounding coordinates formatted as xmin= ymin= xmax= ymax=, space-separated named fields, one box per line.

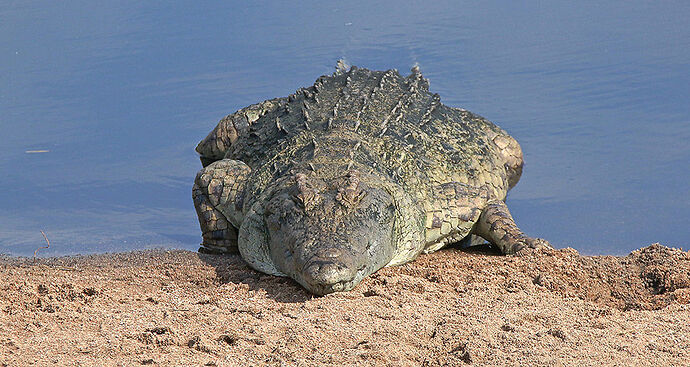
xmin=301 ymin=248 xmax=359 ymax=294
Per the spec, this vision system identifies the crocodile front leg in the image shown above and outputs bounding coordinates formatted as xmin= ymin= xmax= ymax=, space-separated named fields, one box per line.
xmin=193 ymin=159 xmax=251 ymax=253
xmin=474 ymin=200 xmax=551 ymax=254
xmin=422 ymin=182 xmax=491 ymax=253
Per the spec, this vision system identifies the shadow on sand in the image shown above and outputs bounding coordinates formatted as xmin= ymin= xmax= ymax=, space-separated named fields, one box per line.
xmin=195 ymin=242 xmax=504 ymax=303
xmin=196 ymin=250 xmax=314 ymax=303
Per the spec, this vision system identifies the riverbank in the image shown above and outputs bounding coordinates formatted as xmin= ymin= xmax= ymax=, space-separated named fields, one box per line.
xmin=1 ymin=243 xmax=688 ymax=366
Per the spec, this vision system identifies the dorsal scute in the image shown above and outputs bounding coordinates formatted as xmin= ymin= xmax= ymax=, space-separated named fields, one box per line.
xmin=335 ymin=59 xmax=350 ymax=74
xmin=309 ymin=66 xmax=430 ymax=138
xmin=406 ymin=65 xmax=430 ymax=93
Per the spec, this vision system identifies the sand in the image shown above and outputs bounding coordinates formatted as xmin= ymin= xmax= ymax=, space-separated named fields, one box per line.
xmin=1 ymin=243 xmax=689 ymax=366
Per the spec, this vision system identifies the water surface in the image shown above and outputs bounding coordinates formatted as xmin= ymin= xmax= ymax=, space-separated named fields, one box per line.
xmin=2 ymin=1 xmax=688 ymax=256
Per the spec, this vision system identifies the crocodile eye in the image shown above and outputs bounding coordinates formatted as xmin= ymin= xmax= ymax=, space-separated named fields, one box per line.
xmin=289 ymin=195 xmax=302 ymax=206
xmin=264 ymin=207 xmax=281 ymax=229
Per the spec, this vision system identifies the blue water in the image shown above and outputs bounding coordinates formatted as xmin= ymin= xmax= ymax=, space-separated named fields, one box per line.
xmin=2 ymin=1 xmax=688 ymax=256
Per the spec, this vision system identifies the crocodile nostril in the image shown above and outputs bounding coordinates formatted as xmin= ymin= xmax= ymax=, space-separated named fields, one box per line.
xmin=319 ymin=248 xmax=342 ymax=259
xmin=303 ymin=261 xmax=353 ymax=287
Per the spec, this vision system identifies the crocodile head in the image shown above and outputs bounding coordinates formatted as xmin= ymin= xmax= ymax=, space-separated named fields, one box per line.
xmin=263 ymin=170 xmax=396 ymax=295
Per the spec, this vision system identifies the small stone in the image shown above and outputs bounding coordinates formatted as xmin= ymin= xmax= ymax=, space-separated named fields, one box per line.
xmin=146 ymin=327 xmax=170 ymax=335
xmin=548 ymin=328 xmax=567 ymax=341
xmin=188 ymin=336 xmax=212 ymax=353
xmin=37 ymin=284 xmax=48 ymax=295
xmin=218 ymin=334 xmax=237 ymax=346
xmin=83 ymin=287 xmax=98 ymax=296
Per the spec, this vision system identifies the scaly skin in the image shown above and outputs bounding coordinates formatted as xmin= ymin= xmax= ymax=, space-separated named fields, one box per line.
xmin=193 ymin=64 xmax=550 ymax=295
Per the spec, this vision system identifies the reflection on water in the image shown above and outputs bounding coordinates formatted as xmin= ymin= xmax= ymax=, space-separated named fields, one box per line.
xmin=1 ymin=1 xmax=688 ymax=256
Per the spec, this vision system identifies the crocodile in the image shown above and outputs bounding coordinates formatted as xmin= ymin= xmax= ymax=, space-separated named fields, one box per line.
xmin=193 ymin=63 xmax=550 ymax=295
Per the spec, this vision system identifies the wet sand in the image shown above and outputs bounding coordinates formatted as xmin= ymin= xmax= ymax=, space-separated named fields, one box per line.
xmin=1 ymin=243 xmax=689 ymax=366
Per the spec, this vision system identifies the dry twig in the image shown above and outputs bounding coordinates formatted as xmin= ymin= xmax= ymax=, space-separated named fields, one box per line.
xmin=33 ymin=230 xmax=50 ymax=264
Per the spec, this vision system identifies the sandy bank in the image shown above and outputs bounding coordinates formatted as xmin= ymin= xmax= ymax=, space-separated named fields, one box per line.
xmin=1 ymin=244 xmax=689 ymax=366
